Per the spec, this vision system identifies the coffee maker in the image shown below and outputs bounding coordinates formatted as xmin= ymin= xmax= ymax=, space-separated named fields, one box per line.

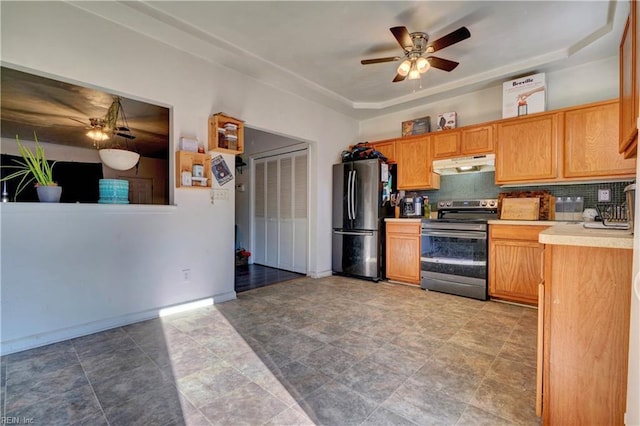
xmin=401 ymin=195 xmax=424 ymax=217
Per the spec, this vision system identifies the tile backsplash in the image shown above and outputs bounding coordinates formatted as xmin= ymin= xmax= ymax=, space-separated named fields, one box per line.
xmin=416 ymin=172 xmax=634 ymax=212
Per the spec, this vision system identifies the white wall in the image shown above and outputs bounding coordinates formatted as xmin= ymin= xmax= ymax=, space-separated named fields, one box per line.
xmin=359 ymin=56 xmax=619 ymax=141
xmin=0 ymin=1 xmax=358 ymax=354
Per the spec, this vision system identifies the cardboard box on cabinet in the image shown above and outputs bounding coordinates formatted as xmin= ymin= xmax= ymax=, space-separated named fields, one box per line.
xmin=502 ymin=73 xmax=546 ymax=118
xmin=436 ymin=112 xmax=457 ymax=130
xmin=402 ymin=116 xmax=431 ymax=136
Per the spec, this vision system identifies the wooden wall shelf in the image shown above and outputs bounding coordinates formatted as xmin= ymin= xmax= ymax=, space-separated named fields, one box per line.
xmin=175 ymin=151 xmax=212 ymax=189
xmin=208 ymin=113 xmax=244 ymax=155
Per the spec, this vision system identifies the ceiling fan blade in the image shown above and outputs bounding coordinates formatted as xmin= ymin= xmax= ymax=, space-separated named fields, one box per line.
xmin=116 ymin=132 xmax=136 ymax=140
xmin=392 ymin=73 xmax=407 ymax=83
xmin=67 ymin=117 xmax=88 ymax=125
xmin=390 ymin=26 xmax=413 ymax=51
xmin=427 ymin=26 xmax=471 ymax=53
xmin=361 ymin=56 xmax=401 ymax=65
xmin=427 ymin=56 xmax=459 ymax=72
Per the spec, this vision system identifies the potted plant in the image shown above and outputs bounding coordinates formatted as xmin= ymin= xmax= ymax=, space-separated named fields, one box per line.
xmin=1 ymin=134 xmax=60 ymax=202
xmin=235 ymin=248 xmax=251 ymax=267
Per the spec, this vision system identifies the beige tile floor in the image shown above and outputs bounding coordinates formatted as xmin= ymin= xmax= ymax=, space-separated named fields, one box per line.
xmin=0 ymin=276 xmax=541 ymax=425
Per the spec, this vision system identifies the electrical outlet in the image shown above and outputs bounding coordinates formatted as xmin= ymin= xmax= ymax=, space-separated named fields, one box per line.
xmin=182 ymin=269 xmax=191 ymax=283
xmin=598 ymin=188 xmax=611 ymax=202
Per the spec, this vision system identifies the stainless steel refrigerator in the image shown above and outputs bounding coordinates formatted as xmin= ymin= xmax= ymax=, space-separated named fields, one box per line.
xmin=332 ymin=158 xmax=390 ymax=281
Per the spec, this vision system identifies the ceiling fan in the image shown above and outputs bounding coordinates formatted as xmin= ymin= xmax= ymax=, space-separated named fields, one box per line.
xmin=361 ymin=26 xmax=471 ymax=82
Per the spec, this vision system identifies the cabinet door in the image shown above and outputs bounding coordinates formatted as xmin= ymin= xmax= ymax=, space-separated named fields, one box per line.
xmin=564 ymin=101 xmax=636 ymax=178
xmin=620 ymin=7 xmax=637 ymax=156
xmin=431 ymin=131 xmax=460 ymax=159
xmin=489 ymin=239 xmax=541 ymax=305
xmin=385 ymin=223 xmax=420 ymax=284
xmin=461 ymin=124 xmax=494 ymax=156
xmin=397 ymin=136 xmax=440 ymax=190
xmin=495 ymin=113 xmax=559 ymax=184
xmin=371 ymin=140 xmax=396 ymax=162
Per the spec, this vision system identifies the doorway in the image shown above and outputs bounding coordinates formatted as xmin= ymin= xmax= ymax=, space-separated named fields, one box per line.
xmin=234 ymin=128 xmax=309 ymax=292
xmin=253 ymin=149 xmax=308 ymax=273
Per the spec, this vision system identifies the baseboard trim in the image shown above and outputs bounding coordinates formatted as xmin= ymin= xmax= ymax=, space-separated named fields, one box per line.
xmin=309 ymin=270 xmax=332 ymax=279
xmin=0 ymin=291 xmax=237 ymax=356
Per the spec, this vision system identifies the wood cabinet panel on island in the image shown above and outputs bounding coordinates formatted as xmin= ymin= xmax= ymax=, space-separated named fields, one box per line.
xmin=538 ymin=243 xmax=632 ymax=424
xmin=489 ymin=224 xmax=548 ymax=306
xmin=385 ymin=220 xmax=421 ymax=285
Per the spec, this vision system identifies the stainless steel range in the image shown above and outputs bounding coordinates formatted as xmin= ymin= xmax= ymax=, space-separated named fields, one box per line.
xmin=420 ymin=199 xmax=498 ymax=300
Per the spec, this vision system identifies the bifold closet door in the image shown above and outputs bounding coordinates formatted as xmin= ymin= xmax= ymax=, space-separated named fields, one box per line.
xmin=253 ymin=151 xmax=307 ymax=274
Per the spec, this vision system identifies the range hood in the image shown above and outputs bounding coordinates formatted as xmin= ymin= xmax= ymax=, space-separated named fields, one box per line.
xmin=433 ymin=154 xmax=495 ymax=175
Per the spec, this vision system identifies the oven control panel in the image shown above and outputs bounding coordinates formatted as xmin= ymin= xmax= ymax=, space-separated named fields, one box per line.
xmin=437 ymin=199 xmax=498 ymax=210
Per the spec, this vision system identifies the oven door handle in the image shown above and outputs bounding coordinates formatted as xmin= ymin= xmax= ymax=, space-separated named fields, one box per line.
xmin=421 ymin=230 xmax=487 ymax=239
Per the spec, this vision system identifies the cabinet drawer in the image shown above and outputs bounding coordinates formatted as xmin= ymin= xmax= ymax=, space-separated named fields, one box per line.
xmin=386 ymin=222 xmax=421 ymax=235
xmin=490 ymin=224 xmax=548 ymax=241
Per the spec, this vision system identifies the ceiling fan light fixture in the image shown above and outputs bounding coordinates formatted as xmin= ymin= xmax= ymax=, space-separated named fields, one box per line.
xmin=407 ymin=62 xmax=421 ymax=80
xmin=397 ymin=59 xmax=412 ymax=77
xmin=86 ymin=129 xmax=109 ymax=141
xmin=416 ymin=57 xmax=430 ymax=73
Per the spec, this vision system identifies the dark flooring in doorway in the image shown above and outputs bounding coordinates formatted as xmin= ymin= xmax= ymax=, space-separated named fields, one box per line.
xmin=235 ymin=264 xmax=304 ymax=293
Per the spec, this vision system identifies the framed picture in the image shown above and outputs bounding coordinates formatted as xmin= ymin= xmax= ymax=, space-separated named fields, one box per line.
xmin=211 ymin=155 xmax=233 ymax=186
xmin=402 ymin=116 xmax=431 ymax=136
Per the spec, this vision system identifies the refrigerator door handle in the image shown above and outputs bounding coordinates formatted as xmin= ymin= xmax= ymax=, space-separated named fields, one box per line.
xmin=346 ymin=170 xmax=353 ymax=220
xmin=334 ymin=230 xmax=375 ymax=236
xmin=350 ymin=169 xmax=356 ymax=220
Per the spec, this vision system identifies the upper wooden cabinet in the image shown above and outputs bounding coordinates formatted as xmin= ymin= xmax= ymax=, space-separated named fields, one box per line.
xmin=431 ymin=124 xmax=494 ymax=159
xmin=370 ymin=136 xmax=440 ymax=190
xmin=431 ymin=131 xmax=460 ymax=159
xmin=619 ymin=1 xmax=638 ymax=158
xmin=461 ymin=124 xmax=494 ymax=155
xmin=396 ymin=135 xmax=440 ymax=190
xmin=564 ymin=100 xmax=636 ymax=178
xmin=372 ymin=140 xmax=396 ymax=163
xmin=495 ymin=113 xmax=560 ymax=184
xmin=369 ymin=99 xmax=632 ymax=186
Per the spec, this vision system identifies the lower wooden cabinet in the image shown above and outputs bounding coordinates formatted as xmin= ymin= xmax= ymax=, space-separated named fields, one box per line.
xmin=385 ymin=220 xmax=421 ymax=285
xmin=539 ymin=244 xmax=632 ymax=425
xmin=488 ymin=224 xmax=548 ymax=305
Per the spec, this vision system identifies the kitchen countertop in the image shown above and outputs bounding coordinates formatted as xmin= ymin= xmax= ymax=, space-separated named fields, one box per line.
xmin=385 ymin=218 xmax=422 ymax=223
xmin=488 ymin=219 xmax=574 ymax=226
xmin=539 ymin=223 xmax=633 ymax=249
